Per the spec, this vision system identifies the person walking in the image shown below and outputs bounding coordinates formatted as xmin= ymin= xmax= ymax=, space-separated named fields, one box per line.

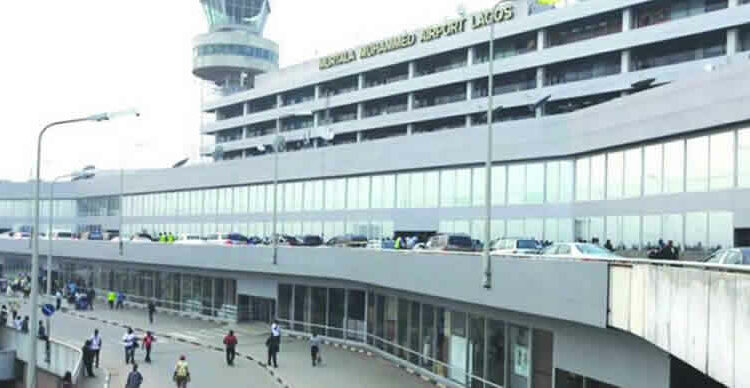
xmin=0 ymin=305 xmax=7 ymax=327
xmin=309 ymin=332 xmax=322 ymax=367
xmin=55 ymin=289 xmax=63 ymax=311
xmin=265 ymin=334 xmax=279 ymax=368
xmin=88 ymin=288 xmax=96 ymax=310
xmin=223 ymin=330 xmax=238 ymax=366
xmin=107 ymin=291 xmax=116 ymax=309
xmin=125 ymin=363 xmax=144 ymax=388
xmin=81 ymin=339 xmax=96 ymax=378
xmin=116 ymin=291 xmax=125 ymax=309
xmin=21 ymin=316 xmax=29 ymax=333
xmin=37 ymin=320 xmax=47 ymax=340
xmin=173 ymin=355 xmax=191 ymax=388
xmin=148 ymin=300 xmax=156 ymax=324
xmin=90 ymin=329 xmax=102 ymax=368
xmin=123 ymin=327 xmax=137 ymax=364
xmin=142 ymin=331 xmax=155 ymax=363
xmin=61 ymin=371 xmax=73 ymax=388
xmin=13 ymin=315 xmax=22 ymax=331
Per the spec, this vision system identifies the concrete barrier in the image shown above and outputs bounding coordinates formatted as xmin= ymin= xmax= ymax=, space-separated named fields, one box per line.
xmin=0 ymin=327 xmax=82 ymax=385
xmin=608 ymin=263 xmax=750 ymax=388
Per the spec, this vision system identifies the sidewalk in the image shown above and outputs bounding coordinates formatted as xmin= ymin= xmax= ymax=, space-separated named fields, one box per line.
xmin=66 ymin=305 xmax=436 ymax=388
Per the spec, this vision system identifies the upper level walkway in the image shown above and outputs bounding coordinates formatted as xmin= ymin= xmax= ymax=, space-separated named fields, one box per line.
xmin=0 ymin=239 xmax=747 ymax=386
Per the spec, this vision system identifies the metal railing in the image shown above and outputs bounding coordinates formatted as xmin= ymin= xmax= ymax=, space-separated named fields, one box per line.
xmin=89 ymin=288 xmax=238 ymax=321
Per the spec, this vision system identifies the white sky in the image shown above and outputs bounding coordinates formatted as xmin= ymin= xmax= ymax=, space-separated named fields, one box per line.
xmin=0 ymin=0 xmax=497 ymax=182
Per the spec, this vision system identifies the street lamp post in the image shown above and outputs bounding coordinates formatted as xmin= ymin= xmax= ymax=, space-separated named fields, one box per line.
xmin=46 ymin=171 xmax=94 ymax=297
xmin=483 ymin=20 xmax=497 ymax=289
xmin=28 ymin=109 xmax=138 ymax=388
xmin=271 ymin=111 xmax=313 ymax=265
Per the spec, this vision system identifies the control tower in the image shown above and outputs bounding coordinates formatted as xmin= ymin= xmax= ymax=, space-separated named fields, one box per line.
xmin=193 ymin=0 xmax=279 ymax=96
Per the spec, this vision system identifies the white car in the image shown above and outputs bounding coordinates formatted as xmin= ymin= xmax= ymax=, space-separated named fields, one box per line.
xmin=49 ymin=230 xmax=75 ymax=240
xmin=541 ymin=243 xmax=620 ymax=259
xmin=175 ymin=234 xmax=205 ymax=245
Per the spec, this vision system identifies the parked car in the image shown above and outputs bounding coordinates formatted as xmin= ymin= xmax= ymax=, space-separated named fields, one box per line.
xmin=130 ymin=233 xmax=155 ymax=243
xmin=50 ymin=230 xmax=75 ymax=240
xmin=702 ymin=248 xmax=750 ymax=265
xmin=326 ymin=234 xmax=368 ymax=248
xmin=299 ymin=235 xmax=323 ymax=246
xmin=12 ymin=232 xmax=31 ymax=240
xmin=491 ymin=238 xmax=541 ymax=255
xmin=81 ymin=231 xmax=104 ymax=241
xmin=541 ymin=243 xmax=621 ymax=259
xmin=247 ymin=236 xmax=263 ymax=245
xmin=425 ymin=233 xmax=475 ymax=252
xmin=206 ymin=233 xmax=249 ymax=246
xmin=175 ymin=234 xmax=205 ymax=245
xmin=279 ymin=234 xmax=302 ymax=246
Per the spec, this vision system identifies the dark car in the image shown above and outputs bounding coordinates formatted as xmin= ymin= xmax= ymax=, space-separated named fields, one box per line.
xmin=300 ymin=235 xmax=323 ymax=246
xmin=426 ymin=233 xmax=475 ymax=252
xmin=326 ymin=234 xmax=368 ymax=248
xmin=87 ymin=231 xmax=104 ymax=241
xmin=247 ymin=236 xmax=263 ymax=245
xmin=280 ymin=234 xmax=302 ymax=246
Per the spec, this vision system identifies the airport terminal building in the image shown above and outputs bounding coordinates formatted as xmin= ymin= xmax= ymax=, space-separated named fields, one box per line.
xmin=1 ymin=0 xmax=750 ymax=387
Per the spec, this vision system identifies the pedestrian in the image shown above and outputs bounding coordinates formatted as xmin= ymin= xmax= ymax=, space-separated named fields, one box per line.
xmin=88 ymin=288 xmax=96 ymax=310
xmin=147 ymin=300 xmax=156 ymax=324
xmin=309 ymin=332 xmax=322 ymax=367
xmin=142 ymin=331 xmax=155 ymax=363
xmin=265 ymin=334 xmax=279 ymax=368
xmin=90 ymin=329 xmax=102 ymax=368
xmin=223 ymin=330 xmax=237 ymax=366
xmin=173 ymin=355 xmax=191 ymax=388
xmin=107 ymin=291 xmax=115 ymax=309
xmin=0 ymin=305 xmax=7 ymax=327
xmin=61 ymin=371 xmax=73 ymax=388
xmin=125 ymin=363 xmax=144 ymax=388
xmin=123 ymin=327 xmax=137 ymax=364
xmin=56 ymin=289 xmax=63 ymax=311
xmin=116 ymin=291 xmax=125 ymax=309
xmin=13 ymin=315 xmax=22 ymax=331
xmin=604 ymin=239 xmax=614 ymax=252
xmin=168 ymin=232 xmax=175 ymax=243
xmin=21 ymin=316 xmax=29 ymax=333
xmin=37 ymin=320 xmax=47 ymax=340
xmin=82 ymin=339 xmax=96 ymax=378
xmin=271 ymin=319 xmax=281 ymax=338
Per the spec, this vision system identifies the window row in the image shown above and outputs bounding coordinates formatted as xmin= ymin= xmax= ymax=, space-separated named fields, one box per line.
xmin=0 ymin=200 xmax=76 ymax=219
xmin=278 ymin=284 xmax=556 ymax=388
xmin=440 ymin=211 xmax=733 ymax=253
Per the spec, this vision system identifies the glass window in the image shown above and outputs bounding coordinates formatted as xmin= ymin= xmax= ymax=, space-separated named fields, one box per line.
xmin=709 ymin=211 xmax=733 ymax=251
xmin=526 ymin=163 xmax=544 ymax=204
xmin=486 ymin=319 xmax=505 ymax=387
xmin=710 ymin=132 xmax=734 ymax=191
xmin=325 ymin=179 xmax=346 ymax=210
xmin=532 ymin=330 xmax=554 ymax=388
xmin=397 ymin=174 xmax=410 ymax=208
xmin=590 ymin=155 xmax=605 ymax=200
xmin=469 ymin=315 xmax=485 ymax=388
xmin=624 ymin=148 xmax=642 ymax=198
xmin=509 ymin=325 xmax=530 ymax=388
xmin=278 ymin=284 xmax=292 ymax=325
xmin=644 ymin=144 xmax=663 ymax=195
xmin=472 ymin=168 xmax=485 ymax=207
xmin=508 ymin=165 xmax=526 ymax=205
xmin=685 ymin=212 xmax=708 ymax=252
xmin=546 ymin=162 xmax=560 ymax=203
xmin=328 ymin=289 xmax=345 ymax=338
xmin=425 ymin=172 xmax=439 ymax=208
xmin=622 ymin=216 xmax=641 ymax=250
xmin=493 ymin=165 xmax=507 ymax=206
xmin=190 ymin=191 xmax=203 ymax=216
xmin=664 ymin=140 xmax=684 ymax=193
xmin=739 ymin=129 xmax=750 ymax=187
xmin=371 ymin=175 xmax=395 ymax=209
xmin=526 ymin=218 xmax=543 ymax=241
xmin=663 ymin=213 xmax=683 ymax=248
xmin=233 ymin=187 xmax=248 ymax=214
xmin=606 ymin=216 xmax=621 ymax=249
xmin=456 ymin=169 xmax=471 ymax=207
xmin=643 ymin=215 xmax=661 ymax=248
xmin=686 ymin=136 xmax=709 ymax=192
xmin=204 ymin=189 xmax=218 ymax=215
xmin=410 ymin=173 xmax=425 ymax=208
xmin=607 ymin=152 xmax=624 ymax=199
xmin=441 ymin=169 xmax=471 ymax=207
xmin=576 ymin=158 xmax=590 ymax=201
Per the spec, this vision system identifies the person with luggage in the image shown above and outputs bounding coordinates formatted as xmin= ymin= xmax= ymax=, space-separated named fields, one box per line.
xmin=173 ymin=355 xmax=191 ymax=388
xmin=223 ymin=330 xmax=238 ymax=366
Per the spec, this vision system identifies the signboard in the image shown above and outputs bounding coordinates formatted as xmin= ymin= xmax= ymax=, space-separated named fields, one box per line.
xmin=41 ymin=304 xmax=55 ymax=317
xmin=513 ymin=344 xmax=529 ymax=377
xmin=319 ymin=2 xmax=515 ymax=70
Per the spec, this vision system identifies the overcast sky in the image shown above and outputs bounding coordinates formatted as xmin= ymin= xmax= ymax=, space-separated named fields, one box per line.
xmin=0 ymin=0 xmax=497 ymax=182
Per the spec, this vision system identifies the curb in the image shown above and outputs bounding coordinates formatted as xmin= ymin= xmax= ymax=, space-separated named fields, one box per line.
xmin=286 ymin=333 xmax=443 ymax=387
xmin=63 ymin=310 xmax=293 ymax=388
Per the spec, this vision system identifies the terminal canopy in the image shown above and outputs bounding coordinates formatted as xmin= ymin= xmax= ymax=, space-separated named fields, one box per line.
xmin=201 ymin=0 xmax=271 ymax=35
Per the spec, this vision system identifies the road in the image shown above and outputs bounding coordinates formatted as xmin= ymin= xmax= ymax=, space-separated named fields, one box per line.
xmin=3 ymin=296 xmax=435 ymax=388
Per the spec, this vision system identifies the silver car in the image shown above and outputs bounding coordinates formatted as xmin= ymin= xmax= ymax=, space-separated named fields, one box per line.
xmin=703 ymin=248 xmax=750 ymax=265
xmin=541 ymin=243 xmax=620 ymax=259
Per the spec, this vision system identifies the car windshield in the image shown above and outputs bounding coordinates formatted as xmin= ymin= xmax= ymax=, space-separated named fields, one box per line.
xmin=517 ymin=240 xmax=538 ymax=249
xmin=575 ymin=244 xmax=617 ymax=256
xmin=186 ymin=236 xmax=200 ymax=240
xmin=448 ymin=235 xmax=472 ymax=247
xmin=56 ymin=232 xmax=72 ymax=238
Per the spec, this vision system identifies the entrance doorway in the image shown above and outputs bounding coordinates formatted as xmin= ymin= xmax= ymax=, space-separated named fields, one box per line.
xmin=734 ymin=228 xmax=750 ymax=247
xmin=238 ymin=294 xmax=275 ymax=323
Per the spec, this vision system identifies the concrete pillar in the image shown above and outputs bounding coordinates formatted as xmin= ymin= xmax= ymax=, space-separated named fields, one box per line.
xmin=537 ymin=28 xmax=546 ymax=50
xmin=243 ymin=102 xmax=249 ymax=116
xmin=465 ymin=114 xmax=472 ymax=128
xmin=408 ymin=61 xmax=416 ymax=79
xmin=729 ymin=0 xmax=740 ymax=7
xmin=407 ymin=124 xmax=413 ymax=135
xmin=358 ymin=74 xmax=365 ymax=89
xmin=276 ymin=94 xmax=283 ymax=108
xmin=356 ymin=131 xmax=362 ymax=143
xmin=466 ymin=80 xmax=473 ymax=100
xmin=313 ymin=112 xmax=319 ymax=128
xmin=622 ymin=7 xmax=632 ymax=31
xmin=727 ymin=28 xmax=739 ymax=57
xmin=621 ymin=49 xmax=631 ymax=73
xmin=407 ymin=93 xmax=414 ymax=111
xmin=314 ymin=85 xmax=320 ymax=100
xmin=536 ymin=67 xmax=545 ymax=89
xmin=242 ymin=126 xmax=248 ymax=139
xmin=536 ymin=104 xmax=544 ymax=118
xmin=357 ymin=103 xmax=363 ymax=120
xmin=467 ymin=47 xmax=475 ymax=66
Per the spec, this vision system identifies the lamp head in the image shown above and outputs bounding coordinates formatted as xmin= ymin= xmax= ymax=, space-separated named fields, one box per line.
xmin=86 ymin=109 xmax=140 ymax=122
